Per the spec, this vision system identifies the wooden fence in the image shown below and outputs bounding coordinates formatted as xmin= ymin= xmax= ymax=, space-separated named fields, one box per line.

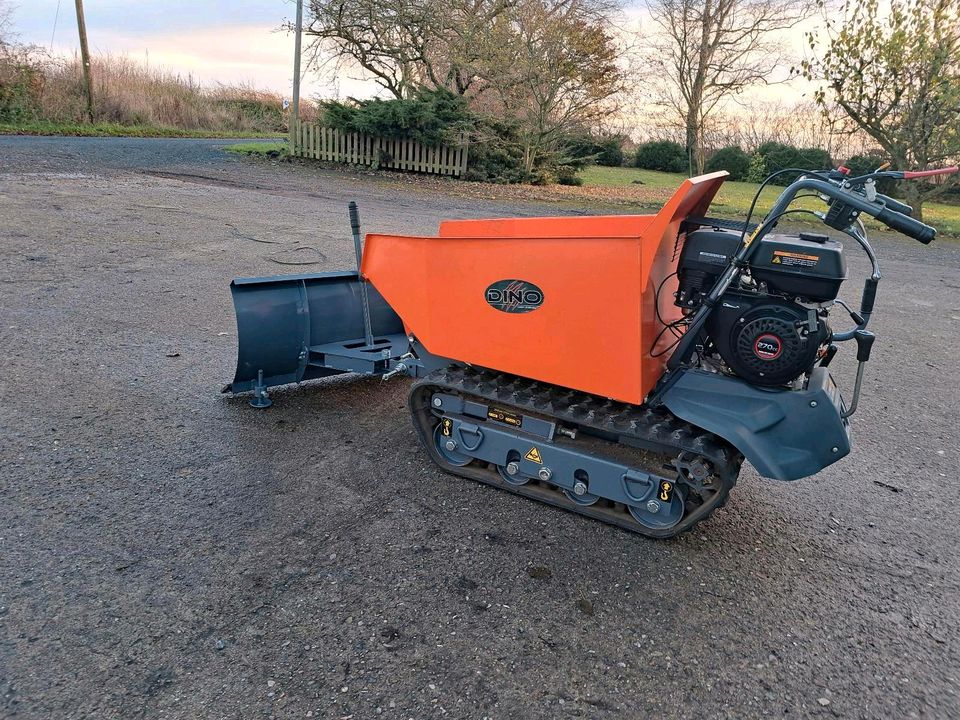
xmin=291 ymin=123 xmax=469 ymax=177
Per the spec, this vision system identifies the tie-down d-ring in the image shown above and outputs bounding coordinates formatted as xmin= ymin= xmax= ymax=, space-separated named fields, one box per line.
xmin=456 ymin=422 xmax=484 ymax=452
xmin=621 ymin=469 xmax=656 ymax=504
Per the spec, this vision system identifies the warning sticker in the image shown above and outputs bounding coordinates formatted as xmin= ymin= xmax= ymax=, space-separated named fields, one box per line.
xmin=772 ymin=250 xmax=820 ymax=268
xmin=524 ymin=447 xmax=543 ymax=464
xmin=658 ymin=480 xmax=674 ymax=502
xmin=487 ymin=407 xmax=523 ymax=427
xmin=441 ymin=418 xmax=453 ymax=437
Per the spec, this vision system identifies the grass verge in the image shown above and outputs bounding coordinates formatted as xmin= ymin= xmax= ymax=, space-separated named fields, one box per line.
xmin=580 ymin=166 xmax=960 ymax=237
xmin=0 ymin=121 xmax=284 ymax=139
xmin=224 ymin=141 xmax=288 ymax=157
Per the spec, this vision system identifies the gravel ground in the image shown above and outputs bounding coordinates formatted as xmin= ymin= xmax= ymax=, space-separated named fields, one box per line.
xmin=1 ymin=136 xmax=959 ymax=720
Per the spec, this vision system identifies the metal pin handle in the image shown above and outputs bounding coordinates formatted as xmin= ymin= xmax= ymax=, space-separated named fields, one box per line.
xmin=348 ymin=201 xmax=375 ymax=348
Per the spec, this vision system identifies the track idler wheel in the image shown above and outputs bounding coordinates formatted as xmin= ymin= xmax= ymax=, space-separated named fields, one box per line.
xmin=434 ymin=424 xmax=473 ymax=467
xmin=626 ymin=484 xmax=686 ymax=531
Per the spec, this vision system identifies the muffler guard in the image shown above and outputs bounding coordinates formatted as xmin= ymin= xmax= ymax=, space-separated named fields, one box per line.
xmin=661 ymin=367 xmax=851 ymax=481
xmin=228 ymin=271 xmax=405 ymax=393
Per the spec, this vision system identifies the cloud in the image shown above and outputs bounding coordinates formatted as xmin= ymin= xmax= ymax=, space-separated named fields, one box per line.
xmin=48 ymin=22 xmax=377 ymax=99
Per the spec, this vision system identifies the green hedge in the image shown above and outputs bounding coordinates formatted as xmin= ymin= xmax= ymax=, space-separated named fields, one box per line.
xmin=320 ymin=87 xmax=472 ymax=146
xmin=705 ymin=146 xmax=751 ymax=180
xmin=844 ymin=152 xmax=898 ymax=195
xmin=635 ymin=140 xmax=687 ymax=173
xmin=749 ymin=142 xmax=833 ymax=185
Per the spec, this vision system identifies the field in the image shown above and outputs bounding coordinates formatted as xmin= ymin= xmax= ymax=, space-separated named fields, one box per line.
xmin=222 ymin=143 xmax=960 ymax=236
xmin=0 ymin=121 xmax=281 ymax=138
xmin=580 ymin=165 xmax=960 ymax=236
xmin=0 ymin=50 xmax=309 ymax=137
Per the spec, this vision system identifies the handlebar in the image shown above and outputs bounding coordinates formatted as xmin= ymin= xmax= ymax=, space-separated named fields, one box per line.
xmin=874 ymin=206 xmax=937 ymax=243
xmin=662 ymin=166 xmax=946 ymax=374
xmin=876 ymin=193 xmax=913 ymax=217
xmin=903 ymin=166 xmax=959 ymax=179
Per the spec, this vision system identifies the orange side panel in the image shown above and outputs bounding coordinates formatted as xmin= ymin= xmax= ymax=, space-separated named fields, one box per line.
xmin=439 ymin=215 xmax=657 ymax=239
xmin=362 ymin=172 xmax=727 ymax=404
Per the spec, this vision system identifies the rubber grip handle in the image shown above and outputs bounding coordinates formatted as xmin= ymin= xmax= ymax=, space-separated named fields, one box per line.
xmin=875 ymin=207 xmax=936 ymax=244
xmin=860 ymin=278 xmax=878 ymax=316
xmin=877 ymin=194 xmax=913 ymax=217
xmin=854 ymin=329 xmax=876 ymax=362
xmin=348 ymin=201 xmax=361 ymax=235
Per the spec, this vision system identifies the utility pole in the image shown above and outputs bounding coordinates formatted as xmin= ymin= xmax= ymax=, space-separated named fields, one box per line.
xmin=74 ymin=0 xmax=94 ymax=122
xmin=290 ymin=0 xmax=304 ymax=148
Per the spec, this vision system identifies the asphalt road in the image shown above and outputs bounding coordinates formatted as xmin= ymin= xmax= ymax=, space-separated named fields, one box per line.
xmin=1 ymin=136 xmax=958 ymax=719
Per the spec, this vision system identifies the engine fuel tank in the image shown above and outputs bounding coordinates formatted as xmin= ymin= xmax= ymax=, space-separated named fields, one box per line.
xmin=361 ymin=173 xmax=727 ymax=404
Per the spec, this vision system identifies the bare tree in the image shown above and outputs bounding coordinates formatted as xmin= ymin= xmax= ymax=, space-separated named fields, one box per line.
xmin=643 ymin=0 xmax=813 ymax=175
xmin=485 ymin=0 xmax=624 ymax=174
xmin=306 ymin=0 xmax=624 ymax=178
xmin=803 ymin=0 xmax=960 ymax=220
xmin=304 ymin=0 xmax=515 ymax=99
xmin=0 ymin=0 xmax=15 ymax=47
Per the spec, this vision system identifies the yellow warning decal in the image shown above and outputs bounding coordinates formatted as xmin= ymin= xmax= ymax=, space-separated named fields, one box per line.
xmin=772 ymin=249 xmax=820 ymax=268
xmin=524 ymin=447 xmax=543 ymax=464
xmin=658 ymin=480 xmax=674 ymax=502
xmin=441 ymin=418 xmax=453 ymax=437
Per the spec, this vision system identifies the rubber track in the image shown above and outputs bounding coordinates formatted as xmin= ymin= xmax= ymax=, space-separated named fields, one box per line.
xmin=409 ymin=365 xmax=743 ymax=539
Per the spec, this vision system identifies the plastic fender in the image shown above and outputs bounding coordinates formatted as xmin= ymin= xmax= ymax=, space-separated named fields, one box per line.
xmin=661 ymin=367 xmax=851 ymax=481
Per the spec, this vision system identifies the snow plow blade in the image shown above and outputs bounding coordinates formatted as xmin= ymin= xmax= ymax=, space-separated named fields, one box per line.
xmin=227 ymin=271 xmax=405 ymax=394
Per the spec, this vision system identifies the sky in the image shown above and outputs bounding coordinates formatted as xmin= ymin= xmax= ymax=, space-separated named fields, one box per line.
xmin=6 ymin=0 xmax=372 ymax=99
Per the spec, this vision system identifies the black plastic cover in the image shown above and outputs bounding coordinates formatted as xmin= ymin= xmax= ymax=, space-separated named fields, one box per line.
xmin=676 ymin=228 xmax=743 ymax=308
xmin=661 ymin=367 xmax=851 ymax=481
xmin=679 ymin=228 xmax=742 ymax=274
xmin=751 ymin=233 xmax=846 ymax=301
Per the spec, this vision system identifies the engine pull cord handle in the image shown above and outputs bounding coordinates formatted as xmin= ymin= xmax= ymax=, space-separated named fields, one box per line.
xmin=842 ymin=329 xmax=876 ymax=419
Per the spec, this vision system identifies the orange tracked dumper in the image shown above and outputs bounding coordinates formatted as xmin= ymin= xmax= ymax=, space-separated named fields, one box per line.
xmin=227 ymin=166 xmax=951 ymax=536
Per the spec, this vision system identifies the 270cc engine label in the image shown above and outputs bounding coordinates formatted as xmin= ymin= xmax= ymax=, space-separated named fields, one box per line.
xmin=485 ymin=279 xmax=544 ymax=313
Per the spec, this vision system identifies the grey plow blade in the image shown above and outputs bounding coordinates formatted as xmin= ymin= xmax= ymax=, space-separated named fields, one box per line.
xmin=227 ymin=271 xmax=405 ymax=394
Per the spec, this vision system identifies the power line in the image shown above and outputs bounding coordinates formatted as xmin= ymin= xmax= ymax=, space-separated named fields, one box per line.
xmin=50 ymin=0 xmax=62 ymax=50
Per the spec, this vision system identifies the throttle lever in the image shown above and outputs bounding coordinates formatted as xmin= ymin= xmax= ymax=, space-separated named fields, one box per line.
xmin=854 ymin=329 xmax=876 ymax=362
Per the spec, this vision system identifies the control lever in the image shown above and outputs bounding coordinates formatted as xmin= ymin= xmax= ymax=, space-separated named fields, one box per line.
xmin=841 ymin=330 xmax=876 ymax=419
xmin=833 ymin=299 xmax=865 ymax=326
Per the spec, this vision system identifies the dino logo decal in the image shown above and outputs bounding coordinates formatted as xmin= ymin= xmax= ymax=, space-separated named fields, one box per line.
xmin=485 ymin=279 xmax=544 ymax=314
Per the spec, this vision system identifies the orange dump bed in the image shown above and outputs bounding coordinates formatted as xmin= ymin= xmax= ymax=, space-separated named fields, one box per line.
xmin=362 ymin=172 xmax=727 ymax=404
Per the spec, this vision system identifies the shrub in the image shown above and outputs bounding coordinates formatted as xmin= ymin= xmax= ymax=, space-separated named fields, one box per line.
xmin=0 ymin=47 xmax=44 ymax=123
xmin=635 ymin=140 xmax=687 ymax=173
xmin=746 ymin=152 xmax=767 ymax=183
xmin=797 ymin=147 xmax=833 ymax=172
xmin=561 ymin=133 xmax=625 ymax=167
xmin=320 ymin=87 xmax=472 ymax=146
xmin=705 ymin=146 xmax=751 ymax=180
xmin=751 ymin=142 xmax=833 ymax=185
xmin=595 ymin=137 xmax=625 ymax=167
xmin=463 ymin=118 xmax=528 ymax=184
xmin=556 ymin=165 xmax=584 ymax=185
